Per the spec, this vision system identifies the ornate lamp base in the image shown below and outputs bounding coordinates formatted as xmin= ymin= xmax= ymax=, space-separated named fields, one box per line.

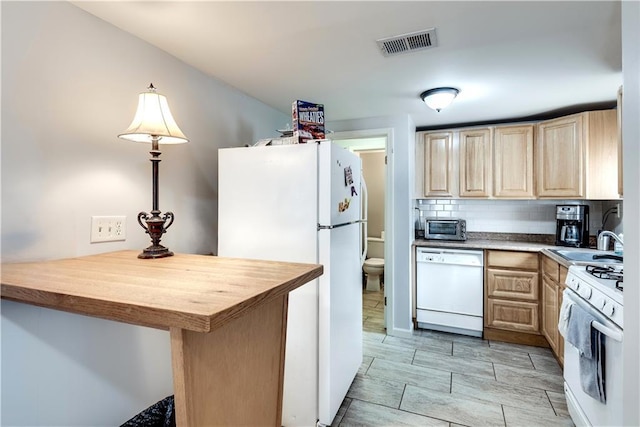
xmin=139 ymin=245 xmax=174 ymax=259
xmin=138 ymin=211 xmax=175 ymax=259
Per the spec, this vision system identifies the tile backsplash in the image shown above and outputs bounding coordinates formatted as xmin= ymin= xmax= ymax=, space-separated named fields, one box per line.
xmin=414 ymin=199 xmax=621 ymax=236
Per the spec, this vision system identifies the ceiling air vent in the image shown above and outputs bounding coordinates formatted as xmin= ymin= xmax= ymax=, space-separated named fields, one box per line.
xmin=377 ymin=28 xmax=437 ymax=57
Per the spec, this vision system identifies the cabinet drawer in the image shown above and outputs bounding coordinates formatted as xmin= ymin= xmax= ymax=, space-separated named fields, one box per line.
xmin=487 ymin=268 xmax=539 ymax=300
xmin=486 ymin=299 xmax=540 ymax=333
xmin=541 ymin=255 xmax=560 ymax=282
xmin=486 ymin=250 xmax=538 ymax=270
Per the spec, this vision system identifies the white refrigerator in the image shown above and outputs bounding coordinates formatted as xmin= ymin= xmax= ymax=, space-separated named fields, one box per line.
xmin=217 ymin=141 xmax=365 ymax=426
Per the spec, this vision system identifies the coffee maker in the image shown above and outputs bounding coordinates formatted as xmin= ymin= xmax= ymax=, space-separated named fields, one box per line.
xmin=555 ymin=205 xmax=589 ymax=247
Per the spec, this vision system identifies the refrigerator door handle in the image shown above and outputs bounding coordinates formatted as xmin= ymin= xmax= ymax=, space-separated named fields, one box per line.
xmin=361 ymin=173 xmax=368 ymax=266
xmin=318 ymin=221 xmax=363 ymax=230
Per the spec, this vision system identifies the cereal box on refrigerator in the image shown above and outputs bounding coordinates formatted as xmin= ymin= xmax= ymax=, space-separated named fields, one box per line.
xmin=292 ymin=100 xmax=325 ymax=144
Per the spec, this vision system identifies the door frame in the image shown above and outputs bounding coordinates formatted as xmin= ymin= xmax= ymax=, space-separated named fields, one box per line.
xmin=330 ymin=128 xmax=393 ymax=333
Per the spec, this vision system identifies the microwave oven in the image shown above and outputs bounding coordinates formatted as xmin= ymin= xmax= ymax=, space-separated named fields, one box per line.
xmin=424 ymin=218 xmax=467 ymax=241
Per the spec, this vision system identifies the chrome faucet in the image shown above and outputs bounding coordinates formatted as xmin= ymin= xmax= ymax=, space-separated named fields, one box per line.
xmin=597 ymin=230 xmax=624 ymax=251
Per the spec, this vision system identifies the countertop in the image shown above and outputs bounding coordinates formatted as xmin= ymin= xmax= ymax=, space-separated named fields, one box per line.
xmin=413 ymin=238 xmax=554 ymax=253
xmin=413 ymin=237 xmax=557 ymax=252
xmin=413 ymin=237 xmax=587 ymax=268
xmin=1 ymin=250 xmax=323 ymax=333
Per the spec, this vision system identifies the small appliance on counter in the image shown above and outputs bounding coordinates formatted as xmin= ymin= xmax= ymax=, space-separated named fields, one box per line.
xmin=424 ymin=218 xmax=467 ymax=241
xmin=555 ymin=205 xmax=589 ymax=247
xmin=414 ymin=209 xmax=425 ymax=239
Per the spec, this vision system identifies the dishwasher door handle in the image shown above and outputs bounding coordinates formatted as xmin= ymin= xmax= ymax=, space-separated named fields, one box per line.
xmin=418 ymin=260 xmax=482 ymax=268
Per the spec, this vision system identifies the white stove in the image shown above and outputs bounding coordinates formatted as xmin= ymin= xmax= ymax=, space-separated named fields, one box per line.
xmin=565 ymin=264 xmax=623 ymax=328
xmin=563 ymin=263 xmax=624 ymax=427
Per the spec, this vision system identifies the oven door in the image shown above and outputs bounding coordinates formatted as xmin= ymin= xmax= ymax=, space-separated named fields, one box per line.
xmin=563 ymin=288 xmax=623 ymax=427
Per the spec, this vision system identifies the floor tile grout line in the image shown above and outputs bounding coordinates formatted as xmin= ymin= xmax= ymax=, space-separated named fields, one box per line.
xmin=544 ymin=389 xmax=560 ymax=416
xmin=391 ymin=393 xmax=458 ymax=427
xmin=528 ymin=352 xmax=536 ymax=370
xmin=501 ymin=404 xmax=508 ymax=427
xmin=398 ymin=383 xmax=407 ymax=410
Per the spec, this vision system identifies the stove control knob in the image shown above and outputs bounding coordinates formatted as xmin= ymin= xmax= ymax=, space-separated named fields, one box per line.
xmin=602 ymin=302 xmax=615 ymax=317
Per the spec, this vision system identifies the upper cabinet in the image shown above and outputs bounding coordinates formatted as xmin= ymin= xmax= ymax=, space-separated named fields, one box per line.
xmin=494 ymin=125 xmax=535 ymax=198
xmin=536 ymin=114 xmax=585 ymax=198
xmin=459 ymin=128 xmax=492 ymax=197
xmin=416 ymin=108 xmax=620 ymax=200
xmin=536 ymin=110 xmax=619 ymax=200
xmin=422 ymin=132 xmax=454 ymax=197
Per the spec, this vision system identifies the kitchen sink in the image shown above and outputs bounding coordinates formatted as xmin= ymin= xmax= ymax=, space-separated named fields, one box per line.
xmin=548 ymin=248 xmax=623 ymax=264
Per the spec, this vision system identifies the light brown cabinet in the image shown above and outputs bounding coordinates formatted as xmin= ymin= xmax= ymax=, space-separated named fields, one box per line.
xmin=484 ymin=250 xmax=547 ymax=346
xmin=541 ymin=254 xmax=568 ymax=366
xmin=536 ymin=110 xmax=619 ymax=199
xmin=459 ymin=128 xmax=492 ymax=197
xmin=536 ymin=114 xmax=584 ymax=197
xmin=617 ymin=86 xmax=623 ymax=196
xmin=422 ymin=132 xmax=454 ymax=197
xmin=493 ymin=125 xmax=535 ymax=198
xmin=417 ymin=108 xmax=618 ymax=200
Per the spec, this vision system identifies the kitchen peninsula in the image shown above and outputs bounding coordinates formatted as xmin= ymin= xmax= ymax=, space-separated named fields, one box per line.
xmin=1 ymin=250 xmax=323 ymax=426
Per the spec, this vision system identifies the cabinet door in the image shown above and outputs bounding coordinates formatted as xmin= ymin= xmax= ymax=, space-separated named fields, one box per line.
xmin=494 ymin=125 xmax=534 ymax=198
xmin=486 ymin=299 xmax=540 ymax=333
xmin=459 ymin=128 xmax=491 ymax=197
xmin=487 ymin=269 xmax=539 ymax=301
xmin=586 ymin=109 xmax=619 ymax=199
xmin=423 ymin=132 xmax=453 ymax=197
xmin=617 ymin=86 xmax=623 ymax=196
xmin=541 ymin=275 xmax=559 ymax=353
xmin=536 ymin=114 xmax=584 ymax=197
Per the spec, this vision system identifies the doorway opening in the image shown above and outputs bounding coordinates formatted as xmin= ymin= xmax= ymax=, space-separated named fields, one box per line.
xmin=331 ymin=130 xmax=391 ymax=334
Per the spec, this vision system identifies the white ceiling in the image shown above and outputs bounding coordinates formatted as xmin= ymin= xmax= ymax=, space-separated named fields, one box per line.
xmin=72 ymin=1 xmax=622 ymax=129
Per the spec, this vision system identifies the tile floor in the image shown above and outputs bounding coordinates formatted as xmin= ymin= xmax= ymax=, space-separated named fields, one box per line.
xmin=331 ymin=288 xmax=574 ymax=426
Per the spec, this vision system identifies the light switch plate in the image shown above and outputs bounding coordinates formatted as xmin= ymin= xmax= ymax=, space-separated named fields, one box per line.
xmin=91 ymin=216 xmax=126 ymax=243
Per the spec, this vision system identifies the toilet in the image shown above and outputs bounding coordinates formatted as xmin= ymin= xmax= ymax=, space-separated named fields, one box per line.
xmin=363 ymin=236 xmax=384 ymax=292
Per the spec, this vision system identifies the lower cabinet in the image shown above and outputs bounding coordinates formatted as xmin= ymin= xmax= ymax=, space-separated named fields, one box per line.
xmin=484 ymin=250 xmax=548 ymax=346
xmin=541 ymin=254 xmax=567 ymax=366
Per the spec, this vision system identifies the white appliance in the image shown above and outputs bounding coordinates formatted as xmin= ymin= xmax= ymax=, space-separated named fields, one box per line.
xmin=217 ymin=141 xmax=365 ymax=427
xmin=563 ymin=264 xmax=623 ymax=427
xmin=415 ymin=248 xmax=484 ymax=337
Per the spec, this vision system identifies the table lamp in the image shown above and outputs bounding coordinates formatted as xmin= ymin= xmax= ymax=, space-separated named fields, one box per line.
xmin=118 ymin=83 xmax=188 ymax=259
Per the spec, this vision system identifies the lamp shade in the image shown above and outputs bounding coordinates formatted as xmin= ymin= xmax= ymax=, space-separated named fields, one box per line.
xmin=420 ymin=87 xmax=460 ymax=112
xmin=118 ymin=84 xmax=188 ymax=144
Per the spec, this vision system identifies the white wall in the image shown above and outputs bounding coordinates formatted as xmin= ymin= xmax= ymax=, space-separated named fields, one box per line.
xmin=329 ymin=115 xmax=416 ymax=336
xmin=621 ymin=1 xmax=640 ymax=425
xmin=1 ymin=2 xmax=288 ymax=425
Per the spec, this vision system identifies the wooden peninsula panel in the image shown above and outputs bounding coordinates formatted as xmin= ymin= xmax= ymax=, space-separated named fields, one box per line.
xmin=1 ymin=250 xmax=323 ymax=426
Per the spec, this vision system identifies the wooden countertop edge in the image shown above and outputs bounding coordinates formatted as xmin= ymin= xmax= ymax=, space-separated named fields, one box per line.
xmin=1 ymin=253 xmax=323 ymax=333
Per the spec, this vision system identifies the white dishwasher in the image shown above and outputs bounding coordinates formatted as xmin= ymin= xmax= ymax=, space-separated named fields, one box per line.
xmin=416 ymin=247 xmax=484 ymax=337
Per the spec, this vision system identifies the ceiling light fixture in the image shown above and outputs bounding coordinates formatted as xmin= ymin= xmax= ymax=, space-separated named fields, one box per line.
xmin=420 ymin=87 xmax=460 ymax=112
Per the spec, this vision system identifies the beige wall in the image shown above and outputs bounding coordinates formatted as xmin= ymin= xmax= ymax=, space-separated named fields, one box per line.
xmin=361 ymin=151 xmax=385 ymax=238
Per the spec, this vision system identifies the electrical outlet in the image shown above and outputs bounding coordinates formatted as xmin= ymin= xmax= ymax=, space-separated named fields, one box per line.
xmin=91 ymin=216 xmax=126 ymax=243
